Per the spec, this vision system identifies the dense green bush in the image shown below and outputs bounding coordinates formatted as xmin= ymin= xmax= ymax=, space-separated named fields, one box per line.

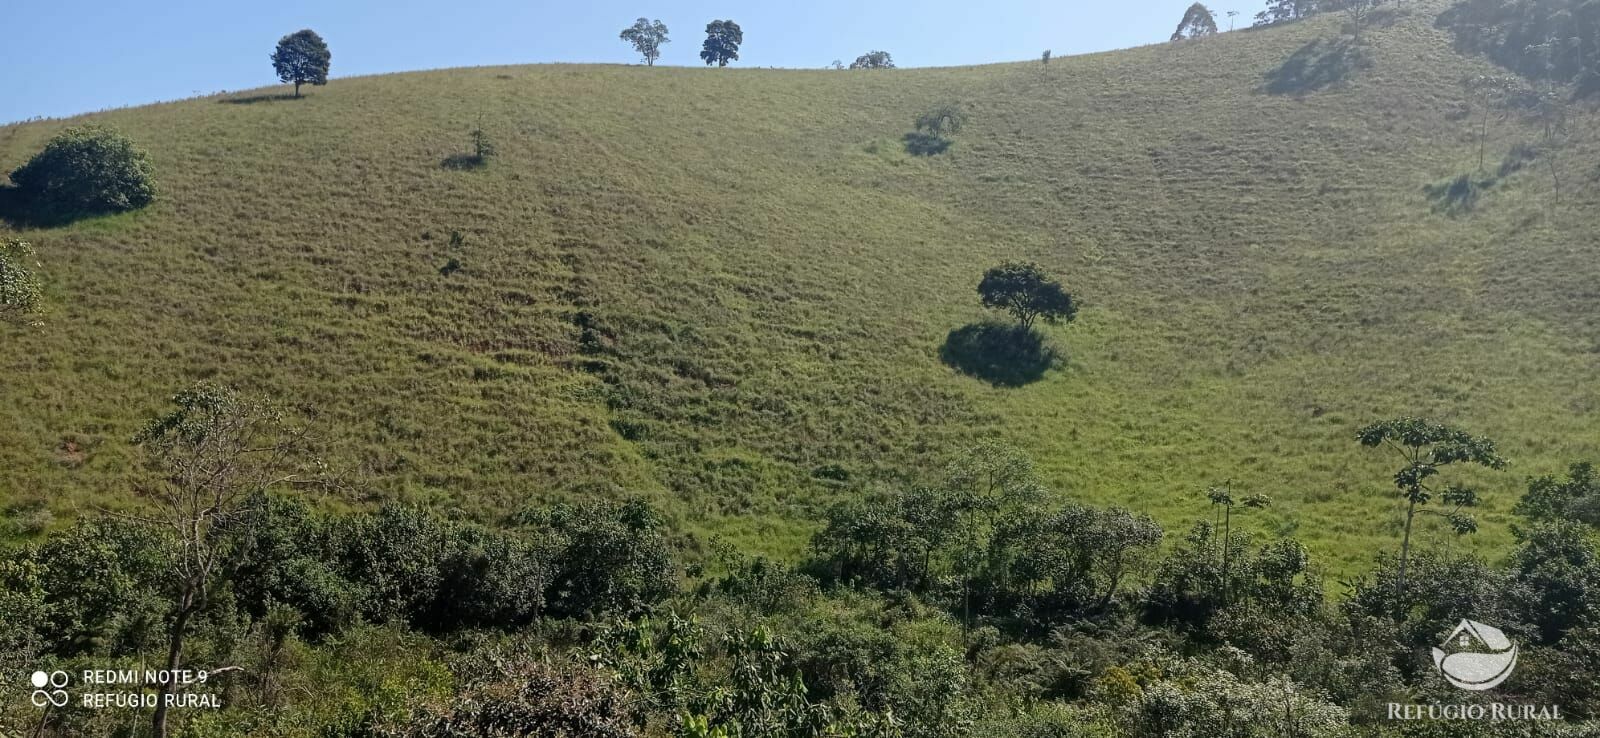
xmin=521 ymin=499 xmax=676 ymax=619
xmin=0 ymin=238 xmax=43 ymax=321
xmin=9 ymin=126 xmax=157 ymax=216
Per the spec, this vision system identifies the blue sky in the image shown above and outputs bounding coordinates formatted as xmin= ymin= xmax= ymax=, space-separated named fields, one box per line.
xmin=4 ymin=0 xmax=1248 ymax=124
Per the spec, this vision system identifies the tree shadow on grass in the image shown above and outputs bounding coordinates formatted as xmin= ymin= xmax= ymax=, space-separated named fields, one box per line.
xmin=1261 ymin=38 xmax=1365 ymax=96
xmin=1424 ymin=174 xmax=1492 ymax=216
xmin=903 ymin=132 xmax=951 ymax=156
xmin=0 ymin=185 xmax=103 ymax=228
xmin=217 ymin=93 xmax=302 ymax=105
xmin=441 ymin=153 xmax=488 ymax=171
xmin=939 ymin=322 xmax=1062 ymax=387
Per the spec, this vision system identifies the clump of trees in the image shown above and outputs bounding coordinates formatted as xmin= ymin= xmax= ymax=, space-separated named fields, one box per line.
xmin=8 ymin=126 xmax=156 ymax=219
xmin=699 ymin=20 xmax=742 ymax=67
xmin=0 ymin=239 xmax=43 ymax=323
xmin=10 ymin=404 xmax=1600 ymax=735
xmin=850 ymin=51 xmax=895 ymax=69
xmin=271 ymin=29 xmax=332 ymax=98
xmin=1172 ymin=2 xmax=1220 ymax=40
xmin=1440 ymin=0 xmax=1600 ymax=92
xmin=1255 ymin=0 xmax=1322 ymax=26
xmin=620 ymin=18 xmax=670 ymax=66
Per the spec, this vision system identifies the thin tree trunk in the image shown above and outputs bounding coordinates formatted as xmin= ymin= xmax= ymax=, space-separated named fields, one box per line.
xmin=152 ymin=599 xmax=194 ymax=738
xmin=1478 ymin=107 xmax=1490 ymax=172
xmin=1396 ymin=502 xmax=1416 ymax=617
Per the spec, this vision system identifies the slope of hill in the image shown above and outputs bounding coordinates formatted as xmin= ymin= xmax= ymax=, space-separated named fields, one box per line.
xmin=2 ymin=1 xmax=1597 ymax=572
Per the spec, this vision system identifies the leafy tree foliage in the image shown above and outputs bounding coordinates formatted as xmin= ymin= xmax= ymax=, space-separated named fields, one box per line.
xmin=851 ymin=51 xmax=896 ymax=69
xmin=0 ymin=239 xmax=43 ymax=322
xmin=620 ymin=18 xmax=670 ymax=66
xmin=699 ymin=20 xmax=743 ymax=67
xmin=8 ymin=126 xmax=156 ymax=217
xmin=519 ymin=498 xmax=675 ymax=619
xmin=977 ymin=262 xmax=1077 ymax=330
xmin=1508 ymin=521 xmax=1600 ymax=645
xmin=1171 ymin=3 xmax=1220 ymax=40
xmin=1356 ymin=417 xmax=1505 ymax=606
xmin=1440 ymin=0 xmax=1600 ymax=92
xmin=913 ymin=103 xmax=969 ymax=138
xmin=133 ymin=383 xmax=318 ymax=737
xmin=1254 ymin=0 xmax=1320 ymax=26
xmin=1006 ymin=504 xmax=1163 ymax=617
xmin=271 ymin=29 xmax=332 ymax=97
xmin=1145 ymin=522 xmax=1322 ymax=640
xmin=1518 ymin=461 xmax=1600 ymax=524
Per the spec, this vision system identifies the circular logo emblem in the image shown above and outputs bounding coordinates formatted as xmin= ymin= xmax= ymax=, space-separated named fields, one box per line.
xmin=1431 ymin=619 xmax=1518 ymax=691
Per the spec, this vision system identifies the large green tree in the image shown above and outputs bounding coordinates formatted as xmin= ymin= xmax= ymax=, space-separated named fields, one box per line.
xmin=699 ymin=20 xmax=743 ymax=67
xmin=977 ymin=261 xmax=1077 ymax=330
xmin=619 ymin=18 xmax=670 ymax=66
xmin=271 ymin=29 xmax=332 ymax=97
xmin=9 ymin=126 xmax=156 ymax=216
xmin=1356 ymin=418 xmax=1506 ymax=609
xmin=1171 ymin=3 xmax=1220 ymax=40
xmin=850 ymin=50 xmax=895 ymax=69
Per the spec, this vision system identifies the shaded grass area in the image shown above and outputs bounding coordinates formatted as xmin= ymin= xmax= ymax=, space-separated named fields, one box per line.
xmin=1 ymin=2 xmax=1598 ymax=573
xmin=940 ymin=322 xmax=1061 ymax=387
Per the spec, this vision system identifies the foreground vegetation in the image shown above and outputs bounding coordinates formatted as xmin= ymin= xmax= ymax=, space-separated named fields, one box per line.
xmin=3 ymin=0 xmax=1598 ymax=569
xmin=3 ymin=384 xmax=1600 ymax=735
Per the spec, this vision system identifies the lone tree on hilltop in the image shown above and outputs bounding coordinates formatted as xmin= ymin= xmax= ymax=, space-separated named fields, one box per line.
xmin=1172 ymin=3 xmax=1220 ymax=40
xmin=1356 ymin=418 xmax=1506 ymax=610
xmin=700 ymin=20 xmax=743 ymax=67
xmin=620 ymin=18 xmax=670 ymax=66
xmin=272 ymin=29 xmax=332 ymax=97
xmin=850 ymin=51 xmax=895 ymax=69
xmin=978 ymin=262 xmax=1077 ymax=331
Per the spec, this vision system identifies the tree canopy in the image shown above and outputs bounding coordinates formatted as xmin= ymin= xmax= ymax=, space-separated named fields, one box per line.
xmin=850 ymin=51 xmax=895 ymax=69
xmin=914 ymin=103 xmax=969 ymax=138
xmin=0 ymin=239 xmax=43 ymax=322
xmin=619 ymin=18 xmax=670 ymax=66
xmin=271 ymin=29 xmax=332 ymax=97
xmin=977 ymin=261 xmax=1077 ymax=330
xmin=699 ymin=19 xmax=743 ymax=67
xmin=8 ymin=125 xmax=156 ymax=217
xmin=1172 ymin=2 xmax=1220 ymax=40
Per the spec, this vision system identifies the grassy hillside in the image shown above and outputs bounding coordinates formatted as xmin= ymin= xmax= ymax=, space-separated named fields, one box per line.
xmin=3 ymin=2 xmax=1597 ymax=573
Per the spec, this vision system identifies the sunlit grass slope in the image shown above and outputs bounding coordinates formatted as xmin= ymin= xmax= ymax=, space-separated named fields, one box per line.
xmin=3 ymin=1 xmax=1598 ymax=573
